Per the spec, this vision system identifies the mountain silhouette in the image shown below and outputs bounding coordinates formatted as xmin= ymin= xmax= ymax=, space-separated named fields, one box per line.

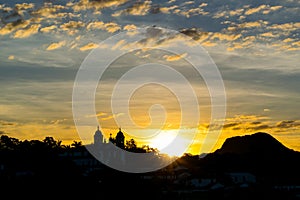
xmin=215 ymin=132 xmax=293 ymax=155
xmin=199 ymin=132 xmax=300 ymax=184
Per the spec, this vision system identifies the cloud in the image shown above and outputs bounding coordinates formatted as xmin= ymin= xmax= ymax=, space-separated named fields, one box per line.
xmin=0 ymin=19 xmax=31 ymax=35
xmin=85 ymin=112 xmax=124 ymax=121
xmin=100 ymin=113 xmax=124 ymax=121
xmin=60 ymin=21 xmax=85 ymax=35
xmin=229 ymin=8 xmax=244 ymax=16
xmin=262 ymin=5 xmax=283 ymax=14
xmin=8 ymin=55 xmax=15 ymax=60
xmin=112 ymin=1 xmax=151 ymax=16
xmin=201 ymin=40 xmax=217 ymax=47
xmin=46 ymin=41 xmax=66 ymax=51
xmin=87 ymin=21 xmax=105 ymax=30
xmin=292 ymin=41 xmax=300 ymax=47
xmin=260 ymin=32 xmax=277 ymax=38
xmin=73 ymin=0 xmax=128 ymax=12
xmin=123 ymin=24 xmax=138 ymax=35
xmin=213 ymin=7 xmax=245 ymax=19
xmin=223 ymin=122 xmax=240 ymax=129
xmin=15 ymin=3 xmax=35 ymax=10
xmin=86 ymin=21 xmax=120 ymax=33
xmin=13 ymin=24 xmax=40 ymax=38
xmin=211 ymin=32 xmax=242 ymax=41
xmin=40 ymin=25 xmax=57 ymax=33
xmin=160 ymin=5 xmax=178 ymax=14
xmin=269 ymin=22 xmax=300 ymax=31
xmin=228 ymin=21 xmax=267 ymax=31
xmin=31 ymin=3 xmax=66 ymax=18
xmin=79 ymin=42 xmax=99 ymax=51
xmin=123 ymin=24 xmax=137 ymax=31
xmin=104 ymin=22 xmax=121 ymax=33
xmin=245 ymin=5 xmax=268 ymax=15
xmin=163 ymin=53 xmax=187 ymax=61
xmin=276 ymin=120 xmax=300 ymax=129
xmin=241 ymin=21 xmax=267 ymax=28
xmin=85 ymin=112 xmax=107 ymax=118
xmin=179 ymin=7 xmax=209 ymax=18
xmin=0 ymin=120 xmax=18 ymax=126
xmin=179 ymin=28 xmax=210 ymax=42
xmin=218 ymin=115 xmax=300 ymax=135
xmin=50 ymin=119 xmax=68 ymax=125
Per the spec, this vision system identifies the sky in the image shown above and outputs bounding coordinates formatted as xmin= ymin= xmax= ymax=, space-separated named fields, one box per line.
xmin=0 ymin=0 xmax=300 ymax=156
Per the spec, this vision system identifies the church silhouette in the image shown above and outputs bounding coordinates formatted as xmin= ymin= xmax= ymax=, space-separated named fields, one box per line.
xmin=93 ymin=126 xmax=125 ymax=149
xmin=90 ymin=126 xmax=126 ymax=166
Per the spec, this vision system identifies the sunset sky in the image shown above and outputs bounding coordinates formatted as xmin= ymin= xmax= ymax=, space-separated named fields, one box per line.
xmin=1 ymin=0 xmax=300 ymax=156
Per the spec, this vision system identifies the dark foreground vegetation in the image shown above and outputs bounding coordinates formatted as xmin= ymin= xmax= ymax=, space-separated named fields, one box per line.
xmin=1 ymin=132 xmax=300 ymax=199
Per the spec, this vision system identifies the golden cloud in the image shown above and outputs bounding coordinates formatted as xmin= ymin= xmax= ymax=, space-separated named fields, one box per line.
xmin=79 ymin=42 xmax=99 ymax=51
xmin=13 ymin=24 xmax=40 ymax=38
xmin=60 ymin=21 xmax=85 ymax=35
xmin=265 ymin=5 xmax=283 ymax=14
xmin=229 ymin=8 xmax=244 ymax=16
xmin=159 ymin=5 xmax=178 ymax=14
xmin=227 ymin=43 xmax=244 ymax=51
xmin=163 ymin=53 xmax=187 ymax=61
xmin=123 ymin=24 xmax=137 ymax=31
xmin=244 ymin=4 xmax=282 ymax=15
xmin=123 ymin=24 xmax=138 ymax=35
xmin=60 ymin=21 xmax=85 ymax=30
xmin=260 ymin=32 xmax=277 ymax=37
xmin=87 ymin=21 xmax=105 ymax=30
xmin=104 ymin=22 xmax=121 ymax=33
xmin=31 ymin=3 xmax=65 ymax=18
xmin=8 ymin=55 xmax=15 ymax=60
xmin=270 ymin=22 xmax=300 ymax=31
xmin=0 ymin=20 xmax=30 ymax=35
xmin=292 ymin=41 xmax=300 ymax=47
xmin=211 ymin=32 xmax=242 ymax=41
xmin=232 ymin=21 xmax=268 ymax=30
xmin=178 ymin=5 xmax=209 ymax=18
xmin=46 ymin=41 xmax=66 ymax=50
xmin=86 ymin=21 xmax=120 ymax=33
xmin=283 ymin=38 xmax=294 ymax=43
xmin=201 ymin=40 xmax=217 ymax=47
xmin=40 ymin=25 xmax=57 ymax=33
xmin=245 ymin=5 xmax=268 ymax=15
xmin=112 ymin=1 xmax=151 ymax=16
xmin=73 ymin=0 xmax=128 ymax=12
xmin=15 ymin=3 xmax=35 ymax=10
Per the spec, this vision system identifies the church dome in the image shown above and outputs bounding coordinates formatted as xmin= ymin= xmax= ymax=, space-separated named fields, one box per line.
xmin=95 ymin=126 xmax=102 ymax=135
xmin=94 ymin=126 xmax=103 ymax=145
xmin=116 ymin=128 xmax=125 ymax=139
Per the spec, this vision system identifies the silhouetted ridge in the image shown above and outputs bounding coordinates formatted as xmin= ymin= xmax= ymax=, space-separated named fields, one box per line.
xmin=215 ymin=132 xmax=291 ymax=155
xmin=200 ymin=132 xmax=300 ymax=184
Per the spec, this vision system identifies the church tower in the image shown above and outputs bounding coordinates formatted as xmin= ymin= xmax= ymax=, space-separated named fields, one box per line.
xmin=94 ymin=126 xmax=103 ymax=146
xmin=115 ymin=128 xmax=125 ymax=149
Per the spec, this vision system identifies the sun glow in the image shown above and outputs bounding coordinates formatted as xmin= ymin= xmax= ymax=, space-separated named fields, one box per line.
xmin=149 ymin=130 xmax=189 ymax=157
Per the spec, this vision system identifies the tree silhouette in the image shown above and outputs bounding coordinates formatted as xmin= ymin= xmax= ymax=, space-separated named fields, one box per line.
xmin=43 ymin=136 xmax=62 ymax=149
xmin=0 ymin=135 xmax=20 ymax=150
xmin=126 ymin=138 xmax=137 ymax=150
xmin=71 ymin=140 xmax=82 ymax=148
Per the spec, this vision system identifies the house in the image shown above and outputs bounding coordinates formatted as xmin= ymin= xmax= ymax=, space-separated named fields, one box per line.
xmin=227 ymin=172 xmax=256 ymax=184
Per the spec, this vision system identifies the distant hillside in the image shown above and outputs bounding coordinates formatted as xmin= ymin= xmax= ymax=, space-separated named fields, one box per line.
xmin=198 ymin=132 xmax=300 ymax=184
xmin=215 ymin=132 xmax=293 ymax=155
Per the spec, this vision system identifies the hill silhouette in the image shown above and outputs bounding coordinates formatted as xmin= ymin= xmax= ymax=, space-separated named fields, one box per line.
xmin=215 ymin=132 xmax=293 ymax=155
xmin=199 ymin=132 xmax=300 ymax=184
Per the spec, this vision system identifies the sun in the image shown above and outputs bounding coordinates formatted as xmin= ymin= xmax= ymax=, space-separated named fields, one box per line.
xmin=149 ymin=130 xmax=188 ymax=157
